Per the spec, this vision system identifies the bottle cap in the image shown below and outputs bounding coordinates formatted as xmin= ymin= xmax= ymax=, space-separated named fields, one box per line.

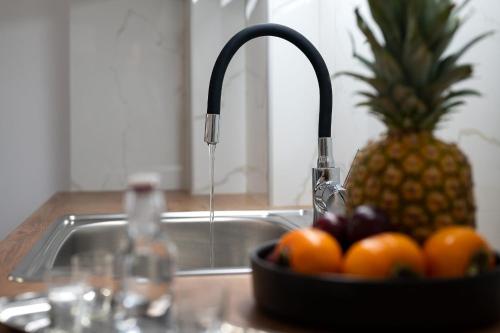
xmin=127 ymin=172 xmax=161 ymax=192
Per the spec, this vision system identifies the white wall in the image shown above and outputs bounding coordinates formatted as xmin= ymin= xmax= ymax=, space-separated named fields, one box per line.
xmin=70 ymin=0 xmax=188 ymax=190
xmin=246 ymin=0 xmax=269 ymax=194
xmin=190 ymin=0 xmax=248 ymax=194
xmin=0 ymin=0 xmax=70 ymax=239
xmin=267 ymin=0 xmax=323 ymax=206
xmin=70 ymin=0 xmax=257 ymax=195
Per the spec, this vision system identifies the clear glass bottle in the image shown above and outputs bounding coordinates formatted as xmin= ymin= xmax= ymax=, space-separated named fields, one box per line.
xmin=116 ymin=173 xmax=177 ymax=333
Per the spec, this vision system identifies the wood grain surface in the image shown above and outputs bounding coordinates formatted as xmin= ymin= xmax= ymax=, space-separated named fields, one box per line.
xmin=0 ymin=192 xmax=498 ymax=332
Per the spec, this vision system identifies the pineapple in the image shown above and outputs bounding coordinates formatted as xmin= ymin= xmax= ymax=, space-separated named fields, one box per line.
xmin=343 ymin=0 xmax=492 ymax=242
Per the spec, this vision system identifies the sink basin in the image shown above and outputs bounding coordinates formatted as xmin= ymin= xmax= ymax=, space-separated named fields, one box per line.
xmin=10 ymin=210 xmax=311 ymax=281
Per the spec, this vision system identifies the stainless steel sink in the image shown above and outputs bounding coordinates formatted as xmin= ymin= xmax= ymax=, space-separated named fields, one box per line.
xmin=10 ymin=210 xmax=312 ymax=282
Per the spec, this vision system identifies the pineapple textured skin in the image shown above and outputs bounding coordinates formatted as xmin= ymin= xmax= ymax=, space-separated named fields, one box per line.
xmin=346 ymin=132 xmax=475 ymax=242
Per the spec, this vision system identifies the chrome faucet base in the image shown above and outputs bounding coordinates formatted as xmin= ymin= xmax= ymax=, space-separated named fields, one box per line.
xmin=312 ymin=137 xmax=347 ymax=220
xmin=312 ymin=167 xmax=346 ymax=221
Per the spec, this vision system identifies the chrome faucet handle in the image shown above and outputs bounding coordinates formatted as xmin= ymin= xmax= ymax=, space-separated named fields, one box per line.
xmin=312 ymin=167 xmax=346 ymax=221
xmin=312 ymin=137 xmax=347 ymax=220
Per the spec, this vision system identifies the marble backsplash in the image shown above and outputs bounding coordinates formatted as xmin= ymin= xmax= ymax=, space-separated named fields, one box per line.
xmin=70 ymin=0 xmax=188 ymax=190
xmin=189 ymin=0 xmax=248 ymax=194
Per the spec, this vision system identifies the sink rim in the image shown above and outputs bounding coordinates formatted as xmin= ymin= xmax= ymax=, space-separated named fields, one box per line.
xmin=10 ymin=209 xmax=310 ymax=282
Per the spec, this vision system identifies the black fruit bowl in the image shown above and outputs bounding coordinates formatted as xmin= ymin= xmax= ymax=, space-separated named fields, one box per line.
xmin=251 ymin=241 xmax=500 ymax=331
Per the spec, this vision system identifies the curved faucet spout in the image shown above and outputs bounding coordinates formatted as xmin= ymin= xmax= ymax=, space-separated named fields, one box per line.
xmin=205 ymin=23 xmax=332 ymax=141
xmin=204 ymin=23 xmax=345 ymax=219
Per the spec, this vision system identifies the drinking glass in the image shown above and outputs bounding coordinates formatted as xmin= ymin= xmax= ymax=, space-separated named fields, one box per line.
xmin=45 ymin=268 xmax=88 ymax=333
xmin=71 ymin=251 xmax=117 ymax=332
xmin=173 ymin=283 xmax=228 ymax=333
xmin=115 ymin=247 xmax=176 ymax=332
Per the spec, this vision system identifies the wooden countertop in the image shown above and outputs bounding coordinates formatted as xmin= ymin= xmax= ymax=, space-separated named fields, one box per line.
xmin=0 ymin=191 xmax=499 ymax=333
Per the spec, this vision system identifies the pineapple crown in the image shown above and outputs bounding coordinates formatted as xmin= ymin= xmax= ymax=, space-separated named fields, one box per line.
xmin=341 ymin=0 xmax=493 ymax=133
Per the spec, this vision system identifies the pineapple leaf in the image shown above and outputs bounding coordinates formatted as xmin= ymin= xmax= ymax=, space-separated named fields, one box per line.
xmin=348 ymin=32 xmax=379 ymax=75
xmin=402 ymin=2 xmax=433 ymax=86
xmin=336 ymin=71 xmax=389 ymax=95
xmin=353 ymin=53 xmax=376 ymax=73
xmin=456 ymin=31 xmax=494 ymax=57
xmin=426 ymin=65 xmax=473 ymax=103
xmin=357 ymin=97 xmax=401 ymax=122
xmin=368 ymin=111 xmax=398 ymax=130
xmin=355 ymin=8 xmax=404 ymax=82
xmin=453 ymin=0 xmax=471 ymax=14
xmin=442 ymin=100 xmax=466 ymax=110
xmin=432 ymin=18 xmax=460 ymax=60
xmin=433 ymin=89 xmax=480 ymax=110
xmin=358 ymin=100 xmax=403 ymax=129
xmin=419 ymin=100 xmax=465 ymax=130
xmin=445 ymin=89 xmax=480 ymax=99
xmin=343 ymin=0 xmax=490 ymax=132
xmin=357 ymin=91 xmax=378 ymax=99
xmin=367 ymin=0 xmax=403 ymax=56
xmin=355 ymin=8 xmax=382 ymax=51
xmin=433 ymin=31 xmax=494 ymax=79
xmin=426 ymin=2 xmax=455 ymax=50
xmin=401 ymin=95 xmax=428 ymax=118
xmin=392 ymin=84 xmax=414 ymax=103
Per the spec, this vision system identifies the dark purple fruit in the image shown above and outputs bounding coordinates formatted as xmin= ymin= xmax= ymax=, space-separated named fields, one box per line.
xmin=313 ymin=212 xmax=349 ymax=245
xmin=347 ymin=205 xmax=391 ymax=244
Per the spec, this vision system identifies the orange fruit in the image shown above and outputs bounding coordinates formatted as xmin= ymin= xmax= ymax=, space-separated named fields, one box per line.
xmin=343 ymin=232 xmax=425 ymax=278
xmin=424 ymin=226 xmax=495 ymax=278
xmin=272 ymin=228 xmax=342 ymax=274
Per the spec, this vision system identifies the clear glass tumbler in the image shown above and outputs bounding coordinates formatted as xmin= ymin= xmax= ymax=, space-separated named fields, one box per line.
xmin=172 ymin=283 xmax=228 ymax=333
xmin=71 ymin=250 xmax=117 ymax=332
xmin=116 ymin=244 xmax=176 ymax=333
xmin=45 ymin=268 xmax=88 ymax=333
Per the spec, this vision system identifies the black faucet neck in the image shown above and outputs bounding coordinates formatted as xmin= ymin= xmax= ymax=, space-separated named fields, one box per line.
xmin=206 ymin=23 xmax=332 ymax=138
